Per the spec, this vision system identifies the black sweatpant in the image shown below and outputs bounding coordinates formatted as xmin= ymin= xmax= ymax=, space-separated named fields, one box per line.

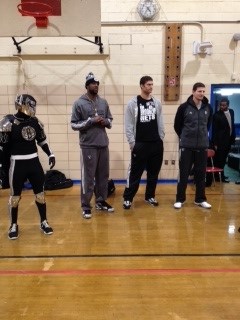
xmin=123 ymin=140 xmax=163 ymax=202
xmin=176 ymin=148 xmax=207 ymax=203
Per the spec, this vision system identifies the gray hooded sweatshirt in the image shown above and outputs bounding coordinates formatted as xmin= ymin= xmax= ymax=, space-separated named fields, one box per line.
xmin=71 ymin=94 xmax=113 ymax=148
xmin=125 ymin=95 xmax=165 ymax=150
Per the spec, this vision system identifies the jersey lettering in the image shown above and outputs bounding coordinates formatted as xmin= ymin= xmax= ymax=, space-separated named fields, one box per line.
xmin=139 ymin=101 xmax=156 ymax=123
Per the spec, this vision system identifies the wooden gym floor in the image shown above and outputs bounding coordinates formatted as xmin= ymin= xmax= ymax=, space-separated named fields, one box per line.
xmin=0 ymin=183 xmax=240 ymax=319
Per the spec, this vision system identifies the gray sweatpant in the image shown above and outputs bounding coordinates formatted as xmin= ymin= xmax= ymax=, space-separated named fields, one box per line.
xmin=80 ymin=147 xmax=109 ymax=210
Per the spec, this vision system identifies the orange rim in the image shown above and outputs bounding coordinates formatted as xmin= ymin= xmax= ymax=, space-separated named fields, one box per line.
xmin=17 ymin=2 xmax=53 ymax=17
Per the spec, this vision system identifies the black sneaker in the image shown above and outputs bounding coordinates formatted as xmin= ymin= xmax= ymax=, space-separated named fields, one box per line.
xmin=40 ymin=220 xmax=53 ymax=235
xmin=123 ymin=200 xmax=132 ymax=209
xmin=8 ymin=223 xmax=19 ymax=240
xmin=145 ymin=198 xmax=159 ymax=207
xmin=82 ymin=209 xmax=92 ymax=219
xmin=95 ymin=201 xmax=114 ymax=212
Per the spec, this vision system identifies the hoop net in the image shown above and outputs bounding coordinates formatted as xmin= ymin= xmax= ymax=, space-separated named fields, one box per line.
xmin=17 ymin=1 xmax=53 ymax=28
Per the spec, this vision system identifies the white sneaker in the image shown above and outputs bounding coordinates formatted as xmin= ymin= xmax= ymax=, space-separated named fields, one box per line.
xmin=194 ymin=201 xmax=211 ymax=209
xmin=174 ymin=202 xmax=184 ymax=209
xmin=123 ymin=200 xmax=132 ymax=209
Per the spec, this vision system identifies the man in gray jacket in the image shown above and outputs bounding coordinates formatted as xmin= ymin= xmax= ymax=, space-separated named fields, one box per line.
xmin=123 ymin=75 xmax=165 ymax=209
xmin=71 ymin=72 xmax=114 ymax=219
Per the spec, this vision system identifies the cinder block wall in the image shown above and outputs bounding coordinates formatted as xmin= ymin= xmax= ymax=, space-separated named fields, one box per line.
xmin=0 ymin=83 xmax=179 ymax=181
xmin=0 ymin=0 xmax=239 ymax=182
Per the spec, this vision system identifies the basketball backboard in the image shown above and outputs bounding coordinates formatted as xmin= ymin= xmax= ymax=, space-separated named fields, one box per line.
xmin=0 ymin=0 xmax=101 ymax=37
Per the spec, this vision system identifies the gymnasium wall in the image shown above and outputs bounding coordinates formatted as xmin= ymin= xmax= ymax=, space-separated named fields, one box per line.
xmin=0 ymin=0 xmax=239 ymax=182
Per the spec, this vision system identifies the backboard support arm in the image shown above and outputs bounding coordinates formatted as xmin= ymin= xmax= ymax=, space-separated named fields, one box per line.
xmin=12 ymin=36 xmax=32 ymax=54
xmin=78 ymin=36 xmax=104 ymax=54
xmin=11 ymin=36 xmax=104 ymax=54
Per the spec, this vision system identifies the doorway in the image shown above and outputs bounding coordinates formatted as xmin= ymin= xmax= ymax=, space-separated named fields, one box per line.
xmin=210 ymin=84 xmax=240 ymax=183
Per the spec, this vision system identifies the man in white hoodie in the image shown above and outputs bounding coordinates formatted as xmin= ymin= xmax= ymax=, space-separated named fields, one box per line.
xmin=123 ymin=76 xmax=165 ymax=210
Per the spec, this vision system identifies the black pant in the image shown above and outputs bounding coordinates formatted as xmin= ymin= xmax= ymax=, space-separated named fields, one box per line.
xmin=205 ymin=156 xmax=214 ymax=186
xmin=176 ymin=148 xmax=207 ymax=203
xmin=10 ymin=157 xmax=45 ymax=195
xmin=9 ymin=157 xmax=46 ymax=225
xmin=214 ymin=145 xmax=230 ymax=179
xmin=123 ymin=140 xmax=163 ymax=201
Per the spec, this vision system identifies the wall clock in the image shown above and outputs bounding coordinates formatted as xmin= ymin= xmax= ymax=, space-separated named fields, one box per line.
xmin=137 ymin=0 xmax=159 ymax=21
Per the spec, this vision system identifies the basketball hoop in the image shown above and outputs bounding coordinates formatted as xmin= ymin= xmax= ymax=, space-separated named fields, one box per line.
xmin=17 ymin=2 xmax=53 ymax=28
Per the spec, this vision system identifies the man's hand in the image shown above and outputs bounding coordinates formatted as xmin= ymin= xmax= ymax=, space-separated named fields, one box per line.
xmin=0 ymin=167 xmax=5 ymax=189
xmin=91 ymin=116 xmax=102 ymax=124
xmin=130 ymin=142 xmax=135 ymax=151
xmin=49 ymin=155 xmax=56 ymax=169
xmin=99 ymin=117 xmax=108 ymax=126
xmin=93 ymin=116 xmax=108 ymax=127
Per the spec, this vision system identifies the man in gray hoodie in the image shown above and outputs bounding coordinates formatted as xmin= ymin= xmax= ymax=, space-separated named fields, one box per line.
xmin=71 ymin=72 xmax=114 ymax=219
xmin=123 ymin=75 xmax=165 ymax=209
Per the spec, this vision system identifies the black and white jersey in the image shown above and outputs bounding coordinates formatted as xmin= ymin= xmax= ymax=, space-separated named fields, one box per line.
xmin=0 ymin=113 xmax=47 ymax=159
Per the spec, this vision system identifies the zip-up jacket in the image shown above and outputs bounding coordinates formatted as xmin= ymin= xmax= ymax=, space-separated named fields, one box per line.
xmin=174 ymin=95 xmax=212 ymax=149
xmin=125 ymin=95 xmax=165 ymax=150
xmin=71 ymin=94 xmax=113 ymax=148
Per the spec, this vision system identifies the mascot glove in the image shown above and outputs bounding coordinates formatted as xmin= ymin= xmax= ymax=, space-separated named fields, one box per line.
xmin=49 ymin=155 xmax=56 ymax=169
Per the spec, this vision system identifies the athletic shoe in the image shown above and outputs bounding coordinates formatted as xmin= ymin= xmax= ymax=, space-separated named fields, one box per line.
xmin=222 ymin=178 xmax=230 ymax=183
xmin=8 ymin=223 xmax=19 ymax=240
xmin=194 ymin=201 xmax=212 ymax=209
xmin=82 ymin=210 xmax=92 ymax=219
xmin=145 ymin=198 xmax=159 ymax=206
xmin=123 ymin=200 xmax=132 ymax=209
xmin=174 ymin=202 xmax=184 ymax=209
xmin=95 ymin=201 xmax=114 ymax=212
xmin=40 ymin=220 xmax=53 ymax=234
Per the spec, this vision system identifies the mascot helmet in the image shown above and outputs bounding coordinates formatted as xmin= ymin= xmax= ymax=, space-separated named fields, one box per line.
xmin=15 ymin=94 xmax=37 ymax=117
